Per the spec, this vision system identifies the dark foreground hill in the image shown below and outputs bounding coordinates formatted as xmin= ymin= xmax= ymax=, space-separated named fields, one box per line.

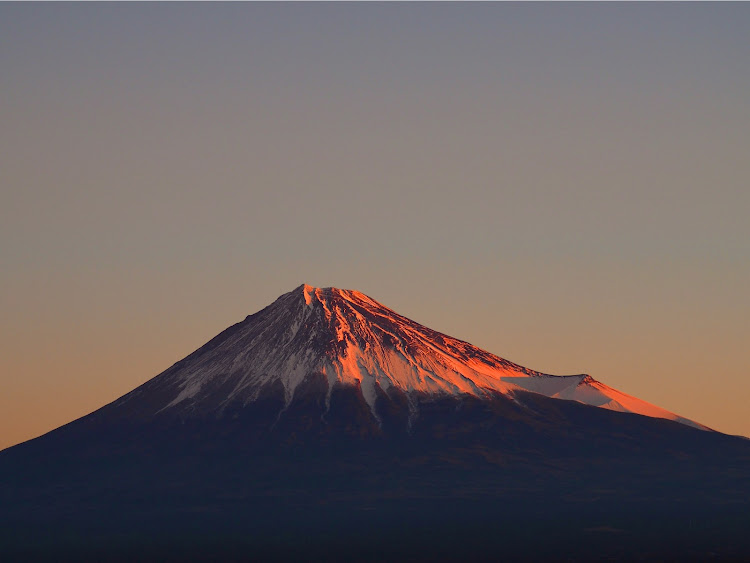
xmin=1 ymin=286 xmax=748 ymax=561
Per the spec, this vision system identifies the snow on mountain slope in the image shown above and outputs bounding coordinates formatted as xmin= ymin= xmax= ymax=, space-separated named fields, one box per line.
xmin=114 ymin=284 xmax=709 ymax=430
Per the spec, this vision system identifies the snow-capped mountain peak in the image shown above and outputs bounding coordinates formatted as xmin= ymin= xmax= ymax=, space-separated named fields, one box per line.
xmin=114 ymin=284 xmax=708 ymax=430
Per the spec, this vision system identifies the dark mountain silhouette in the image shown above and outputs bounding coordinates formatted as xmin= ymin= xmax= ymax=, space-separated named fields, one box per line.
xmin=2 ymin=285 xmax=748 ymax=561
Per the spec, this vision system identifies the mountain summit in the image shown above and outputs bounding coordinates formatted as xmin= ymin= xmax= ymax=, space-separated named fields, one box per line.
xmin=109 ymin=284 xmax=705 ymax=430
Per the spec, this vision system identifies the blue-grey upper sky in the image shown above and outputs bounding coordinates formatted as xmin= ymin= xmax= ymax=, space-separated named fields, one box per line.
xmin=1 ymin=3 xmax=748 ymax=448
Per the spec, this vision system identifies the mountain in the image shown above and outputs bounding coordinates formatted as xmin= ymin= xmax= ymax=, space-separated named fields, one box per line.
xmin=103 ymin=284 xmax=705 ymax=429
xmin=1 ymin=285 xmax=749 ymax=562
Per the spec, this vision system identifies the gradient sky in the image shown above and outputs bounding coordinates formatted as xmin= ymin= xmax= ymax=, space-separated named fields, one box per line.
xmin=1 ymin=3 xmax=749 ymax=450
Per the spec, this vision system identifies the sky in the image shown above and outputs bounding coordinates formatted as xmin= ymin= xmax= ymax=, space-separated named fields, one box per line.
xmin=1 ymin=3 xmax=748 ymax=450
